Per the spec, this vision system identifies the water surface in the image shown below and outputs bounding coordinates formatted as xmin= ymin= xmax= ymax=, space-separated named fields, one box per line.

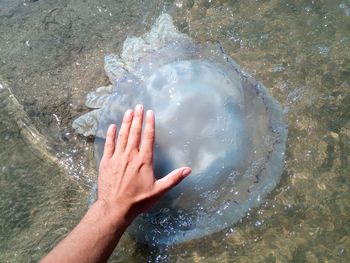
xmin=0 ymin=0 xmax=349 ymax=262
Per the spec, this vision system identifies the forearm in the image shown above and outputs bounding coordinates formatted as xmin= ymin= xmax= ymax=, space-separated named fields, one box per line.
xmin=41 ymin=200 xmax=130 ymax=263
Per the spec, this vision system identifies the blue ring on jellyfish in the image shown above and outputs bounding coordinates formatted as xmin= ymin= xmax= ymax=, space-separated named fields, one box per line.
xmin=94 ymin=41 xmax=287 ymax=247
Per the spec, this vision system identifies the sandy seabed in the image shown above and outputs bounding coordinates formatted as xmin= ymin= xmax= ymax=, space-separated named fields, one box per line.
xmin=0 ymin=0 xmax=349 ymax=262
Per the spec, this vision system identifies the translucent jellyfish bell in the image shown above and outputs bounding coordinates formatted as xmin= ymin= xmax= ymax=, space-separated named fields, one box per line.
xmin=94 ymin=41 xmax=287 ymax=247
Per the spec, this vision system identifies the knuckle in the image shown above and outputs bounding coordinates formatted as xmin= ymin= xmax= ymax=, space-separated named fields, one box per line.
xmin=140 ymin=152 xmax=152 ymax=165
xmin=98 ymin=160 xmax=109 ymax=172
xmin=143 ymin=130 xmax=155 ymax=141
xmin=131 ymin=116 xmax=141 ymax=125
xmin=105 ymin=141 xmax=114 ymax=149
xmin=130 ymin=127 xmax=142 ymax=140
xmin=123 ymin=116 xmax=133 ymax=125
xmin=132 ymin=123 xmax=142 ymax=132
xmin=124 ymin=148 xmax=136 ymax=160
xmin=118 ymin=132 xmax=128 ymax=142
xmin=170 ymin=174 xmax=181 ymax=186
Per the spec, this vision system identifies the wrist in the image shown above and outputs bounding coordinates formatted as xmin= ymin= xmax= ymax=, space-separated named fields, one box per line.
xmin=91 ymin=199 xmax=132 ymax=231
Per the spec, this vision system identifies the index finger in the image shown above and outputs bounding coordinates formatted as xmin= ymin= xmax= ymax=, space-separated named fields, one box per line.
xmin=140 ymin=110 xmax=155 ymax=156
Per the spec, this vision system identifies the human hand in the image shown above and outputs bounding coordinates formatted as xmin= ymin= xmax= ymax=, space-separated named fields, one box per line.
xmin=97 ymin=104 xmax=191 ymax=225
xmin=41 ymin=105 xmax=191 ymax=263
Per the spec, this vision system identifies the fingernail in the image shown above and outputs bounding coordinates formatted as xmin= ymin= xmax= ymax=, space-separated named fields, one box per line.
xmin=182 ymin=168 xmax=191 ymax=177
xmin=135 ymin=104 xmax=143 ymax=112
xmin=146 ymin=110 xmax=153 ymax=118
xmin=108 ymin=124 xmax=116 ymax=132
xmin=125 ymin=109 xmax=133 ymax=117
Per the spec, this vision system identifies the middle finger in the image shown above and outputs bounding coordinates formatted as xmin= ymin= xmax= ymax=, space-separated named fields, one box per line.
xmin=126 ymin=104 xmax=144 ymax=151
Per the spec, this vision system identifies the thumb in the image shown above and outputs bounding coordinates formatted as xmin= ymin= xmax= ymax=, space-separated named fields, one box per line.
xmin=155 ymin=167 xmax=192 ymax=194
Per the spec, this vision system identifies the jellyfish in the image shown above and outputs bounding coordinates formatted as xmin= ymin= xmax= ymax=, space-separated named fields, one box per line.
xmin=73 ymin=14 xmax=287 ymax=247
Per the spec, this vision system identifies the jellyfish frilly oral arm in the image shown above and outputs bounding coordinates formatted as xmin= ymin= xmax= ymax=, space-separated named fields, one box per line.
xmin=41 ymin=106 xmax=191 ymax=263
xmin=72 ymin=14 xmax=191 ymax=137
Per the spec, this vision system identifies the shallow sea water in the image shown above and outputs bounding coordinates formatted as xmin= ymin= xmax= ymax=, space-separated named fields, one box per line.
xmin=0 ymin=0 xmax=349 ymax=262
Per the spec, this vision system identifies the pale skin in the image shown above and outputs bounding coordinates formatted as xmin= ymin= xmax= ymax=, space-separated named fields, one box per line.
xmin=41 ymin=104 xmax=191 ymax=263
